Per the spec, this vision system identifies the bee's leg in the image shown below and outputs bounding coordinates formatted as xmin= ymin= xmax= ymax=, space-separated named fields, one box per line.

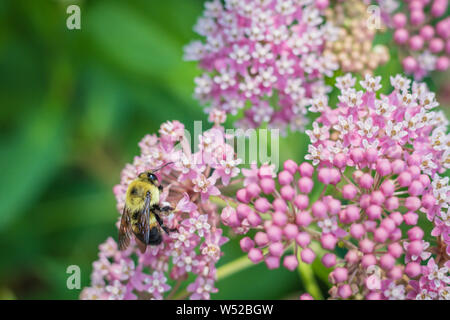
xmin=154 ymin=212 xmax=173 ymax=235
xmin=153 ymin=204 xmax=174 ymax=215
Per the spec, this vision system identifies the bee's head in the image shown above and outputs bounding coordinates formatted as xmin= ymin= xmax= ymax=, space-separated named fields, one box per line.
xmin=138 ymin=170 xmax=159 ymax=185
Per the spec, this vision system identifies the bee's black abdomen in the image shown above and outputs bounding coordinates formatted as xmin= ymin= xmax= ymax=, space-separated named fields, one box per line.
xmin=148 ymin=227 xmax=163 ymax=245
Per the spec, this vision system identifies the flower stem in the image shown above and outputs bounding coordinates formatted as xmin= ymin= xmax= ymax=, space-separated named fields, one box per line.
xmin=217 ymin=254 xmax=256 ymax=280
xmin=296 ymin=249 xmax=324 ymax=300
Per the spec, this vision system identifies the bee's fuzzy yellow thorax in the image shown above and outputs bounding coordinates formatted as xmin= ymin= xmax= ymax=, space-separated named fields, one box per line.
xmin=125 ymin=180 xmax=160 ymax=212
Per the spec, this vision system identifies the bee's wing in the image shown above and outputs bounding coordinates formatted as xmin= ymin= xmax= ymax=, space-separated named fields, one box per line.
xmin=132 ymin=192 xmax=152 ymax=249
xmin=118 ymin=207 xmax=133 ymax=251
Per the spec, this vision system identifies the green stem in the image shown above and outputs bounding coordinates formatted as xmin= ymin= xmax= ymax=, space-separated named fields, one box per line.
xmin=217 ymin=254 xmax=256 ymax=280
xmin=296 ymin=249 xmax=324 ymax=300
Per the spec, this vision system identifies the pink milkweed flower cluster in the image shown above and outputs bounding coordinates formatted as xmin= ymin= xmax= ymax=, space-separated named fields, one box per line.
xmin=184 ymin=0 xmax=339 ymax=134
xmin=377 ymin=0 xmax=450 ymax=79
xmin=81 ymin=118 xmax=240 ymax=300
xmin=226 ymin=156 xmax=448 ymax=299
xmin=221 ymin=74 xmax=450 ymax=300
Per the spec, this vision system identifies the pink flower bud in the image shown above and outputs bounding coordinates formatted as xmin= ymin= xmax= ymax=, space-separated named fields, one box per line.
xmin=408 ymin=226 xmax=424 ymax=240
xmin=298 ymin=177 xmax=314 ymax=193
xmin=410 ymin=10 xmax=425 ymax=26
xmin=408 ymin=165 xmax=421 ymax=179
xmin=296 ymin=232 xmax=311 ymax=248
xmin=359 ymin=194 xmax=371 ymax=209
xmin=381 ymin=218 xmax=396 ymax=233
xmin=240 ymin=237 xmax=255 ymax=252
xmin=407 ymin=240 xmax=423 ymax=256
xmin=246 ymin=183 xmax=261 ymax=199
xmin=321 ymin=253 xmax=336 ymax=268
xmin=321 ymin=233 xmax=337 ymax=250
xmin=350 ymin=223 xmax=365 ymax=239
xmin=294 ymin=194 xmax=309 ymax=210
xmin=248 ymin=248 xmax=264 ymax=263
xmin=284 ymin=223 xmax=298 ymax=240
xmin=254 ymin=197 xmax=271 ymax=213
xmin=408 ymin=180 xmax=424 ymax=196
xmin=260 ymin=178 xmax=275 ymax=194
xmin=394 ymin=28 xmax=409 ymax=44
xmin=299 ymin=293 xmax=314 ymax=300
xmin=280 ymin=185 xmax=295 ymax=201
xmin=301 ymin=248 xmax=316 ymax=264
xmin=237 ymin=204 xmax=252 ymax=219
xmin=299 ymin=162 xmax=314 ymax=177
xmin=254 ymin=232 xmax=269 ymax=246
xmin=273 ymin=198 xmax=287 ymax=213
xmin=429 ymin=37 xmax=444 ymax=53
xmin=398 ymin=171 xmax=412 ymax=187
xmin=360 ymin=239 xmax=374 ymax=253
xmin=342 ymin=184 xmax=358 ymax=200
xmin=329 ymin=168 xmax=341 ymax=185
xmin=267 ymin=225 xmax=282 ymax=242
xmin=405 ymin=262 xmax=421 ymax=278
xmin=273 ymin=211 xmax=288 ymax=227
xmin=366 ymin=205 xmax=382 ymax=220
xmin=269 ymin=242 xmax=284 ymax=257
xmin=421 ymin=193 xmax=435 ymax=209
xmin=374 ymin=227 xmax=389 ymax=243
xmin=359 ymin=173 xmax=374 ymax=189
xmin=431 ymin=0 xmax=448 ymax=17
xmin=392 ymin=13 xmax=407 ymax=28
xmin=361 ymin=254 xmax=377 ymax=268
xmin=237 ymin=188 xmax=249 ymax=203
xmin=376 ymin=159 xmax=392 ymax=176
xmin=365 ymin=148 xmax=378 ymax=163
xmin=346 ymin=205 xmax=360 ymax=222
xmin=333 ymin=267 xmax=348 ymax=283
xmin=283 ymin=255 xmax=299 ymax=271
xmin=265 ymin=255 xmax=280 ymax=269
xmin=345 ymin=250 xmax=359 ymax=264
xmin=327 ymin=198 xmax=341 ymax=215
xmin=385 ymin=197 xmax=399 ymax=211
xmin=380 ymin=254 xmax=395 ymax=270
xmin=312 ymin=201 xmax=327 ymax=218
xmin=380 ymin=180 xmax=395 ymax=196
xmin=283 ymin=159 xmax=298 ymax=175
xmin=391 ymin=159 xmax=406 ymax=174
xmin=390 ymin=211 xmax=404 ymax=225
xmin=405 ymin=197 xmax=421 ymax=211
xmin=366 ymin=292 xmax=382 ymax=300
xmin=350 ymin=148 xmax=364 ymax=164
xmin=296 ymin=211 xmax=312 ymax=227
xmin=388 ymin=242 xmax=403 ymax=258
xmin=436 ymin=56 xmax=449 ymax=71
xmin=318 ymin=167 xmax=332 ymax=184
xmin=333 ymin=153 xmax=347 ymax=168
xmin=403 ymin=56 xmax=418 ymax=73
xmin=420 ymin=25 xmax=435 ymax=40
xmin=338 ymin=284 xmax=352 ymax=299
xmin=389 ymin=266 xmax=403 ymax=280
xmin=278 ymin=170 xmax=293 ymax=185
xmin=419 ymin=174 xmax=430 ymax=187
xmin=315 ymin=0 xmax=329 ymax=10
xmin=389 ymin=228 xmax=402 ymax=242
xmin=371 ymin=191 xmax=385 ymax=205
xmin=247 ymin=211 xmax=262 ymax=227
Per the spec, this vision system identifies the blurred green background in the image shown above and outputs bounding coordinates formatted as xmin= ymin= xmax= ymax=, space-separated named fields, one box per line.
xmin=0 ymin=0 xmax=448 ymax=300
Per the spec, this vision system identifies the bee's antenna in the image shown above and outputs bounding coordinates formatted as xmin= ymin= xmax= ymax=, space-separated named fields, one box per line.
xmin=153 ymin=162 xmax=174 ymax=173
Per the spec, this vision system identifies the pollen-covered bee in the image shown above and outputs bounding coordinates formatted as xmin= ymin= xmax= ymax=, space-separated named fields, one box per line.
xmin=118 ymin=163 xmax=175 ymax=253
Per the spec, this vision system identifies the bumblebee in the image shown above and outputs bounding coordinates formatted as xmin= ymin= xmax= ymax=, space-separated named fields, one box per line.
xmin=118 ymin=163 xmax=175 ymax=253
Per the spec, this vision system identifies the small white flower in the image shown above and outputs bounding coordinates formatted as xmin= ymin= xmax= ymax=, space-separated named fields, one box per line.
xmin=357 ymin=117 xmax=379 ymax=138
xmin=360 ymin=75 xmax=382 ymax=92
xmin=229 ymin=44 xmax=250 ymax=64
xmin=335 ymin=74 xmax=356 ymax=91
xmin=385 ymin=120 xmax=408 ymax=141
